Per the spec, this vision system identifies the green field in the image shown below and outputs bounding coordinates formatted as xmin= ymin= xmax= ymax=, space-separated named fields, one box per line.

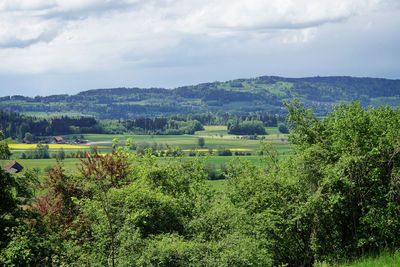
xmin=1 ymin=155 xmax=271 ymax=176
xmin=67 ymin=128 xmax=288 ymax=151
xmin=0 ymin=158 xmax=82 ymax=176
xmin=196 ymin=125 xmax=229 ymax=136
xmin=3 ymin=127 xmax=291 ymax=183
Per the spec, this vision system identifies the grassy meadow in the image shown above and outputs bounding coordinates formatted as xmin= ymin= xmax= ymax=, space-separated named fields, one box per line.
xmin=1 ymin=155 xmax=269 ymax=178
xmin=2 ymin=125 xmax=290 ymax=185
xmin=60 ymin=125 xmax=290 ymax=152
xmin=342 ymin=250 xmax=400 ymax=267
xmin=315 ymin=250 xmax=400 ymax=267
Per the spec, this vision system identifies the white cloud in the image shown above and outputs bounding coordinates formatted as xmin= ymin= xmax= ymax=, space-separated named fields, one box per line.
xmin=0 ymin=0 xmax=397 ymax=79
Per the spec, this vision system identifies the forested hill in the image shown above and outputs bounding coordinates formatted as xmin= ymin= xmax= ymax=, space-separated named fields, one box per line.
xmin=1 ymin=75 xmax=400 ymax=119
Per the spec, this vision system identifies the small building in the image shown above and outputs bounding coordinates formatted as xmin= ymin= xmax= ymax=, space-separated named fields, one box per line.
xmin=4 ymin=161 xmax=24 ymax=173
xmin=53 ymin=136 xmax=66 ymax=144
xmin=75 ymin=138 xmax=87 ymax=144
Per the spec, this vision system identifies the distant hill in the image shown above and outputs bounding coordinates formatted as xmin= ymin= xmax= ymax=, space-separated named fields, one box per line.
xmin=1 ymin=76 xmax=400 ymax=119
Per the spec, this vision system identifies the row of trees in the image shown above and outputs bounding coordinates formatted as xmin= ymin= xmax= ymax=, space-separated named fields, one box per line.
xmin=1 ymin=109 xmax=286 ymax=140
xmin=121 ymin=118 xmax=204 ymax=135
xmin=0 ymin=111 xmax=102 ymax=140
xmin=167 ymin=112 xmax=286 ymax=127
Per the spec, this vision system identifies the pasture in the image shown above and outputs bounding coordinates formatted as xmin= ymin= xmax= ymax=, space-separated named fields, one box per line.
xmin=0 ymin=155 xmax=267 ymax=177
xmin=3 ymin=126 xmax=290 ymax=185
xmin=70 ymin=124 xmax=288 ymax=151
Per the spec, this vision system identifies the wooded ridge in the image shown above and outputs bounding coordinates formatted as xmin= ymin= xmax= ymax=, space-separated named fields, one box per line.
xmin=1 ymin=75 xmax=399 ymax=119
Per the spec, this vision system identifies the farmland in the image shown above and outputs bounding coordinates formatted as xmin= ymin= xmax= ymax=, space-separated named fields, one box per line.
xmin=1 ymin=125 xmax=290 ymax=181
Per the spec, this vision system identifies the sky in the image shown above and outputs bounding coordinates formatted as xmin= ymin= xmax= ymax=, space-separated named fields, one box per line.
xmin=0 ymin=0 xmax=399 ymax=97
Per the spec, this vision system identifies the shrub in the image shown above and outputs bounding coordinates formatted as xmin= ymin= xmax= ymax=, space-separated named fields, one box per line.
xmin=217 ymin=148 xmax=232 ymax=156
xmin=227 ymin=100 xmax=400 ymax=265
xmin=278 ymin=124 xmax=289 ymax=134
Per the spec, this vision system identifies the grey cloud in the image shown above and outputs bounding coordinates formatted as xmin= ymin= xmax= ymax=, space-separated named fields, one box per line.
xmin=0 ymin=27 xmax=60 ymax=48
xmin=209 ymin=16 xmax=349 ymax=32
xmin=40 ymin=0 xmax=147 ymax=21
xmin=0 ymin=0 xmax=145 ymax=49
xmin=0 ymin=0 xmax=147 ymax=50
xmin=0 ymin=2 xmax=57 ymax=12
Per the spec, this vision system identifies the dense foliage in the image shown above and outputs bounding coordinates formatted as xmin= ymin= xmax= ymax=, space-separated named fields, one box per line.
xmin=0 ymin=110 xmax=101 ymax=140
xmin=284 ymin=100 xmax=400 ymax=262
xmin=227 ymin=120 xmax=267 ymax=135
xmin=1 ymin=76 xmax=400 ymax=119
xmin=2 ymin=101 xmax=400 ymax=266
xmin=0 ymin=133 xmax=50 ymax=266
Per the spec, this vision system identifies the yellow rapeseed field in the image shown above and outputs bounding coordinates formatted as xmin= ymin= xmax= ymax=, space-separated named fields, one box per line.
xmin=9 ymin=144 xmax=90 ymax=150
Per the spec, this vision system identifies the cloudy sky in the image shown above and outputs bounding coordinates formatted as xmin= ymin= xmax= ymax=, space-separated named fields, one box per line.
xmin=0 ymin=0 xmax=399 ymax=96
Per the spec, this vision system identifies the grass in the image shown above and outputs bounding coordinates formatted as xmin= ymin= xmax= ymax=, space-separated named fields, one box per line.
xmin=72 ymin=133 xmax=266 ymax=150
xmin=0 ymin=158 xmax=82 ymax=177
xmin=343 ymin=251 xmax=400 ymax=267
xmin=152 ymin=155 xmax=261 ymax=169
xmin=265 ymin=127 xmax=285 ymax=137
xmin=0 ymin=154 xmax=272 ymax=180
xmin=314 ymin=250 xmax=400 ymax=267
xmin=342 ymin=250 xmax=400 ymax=267
xmin=207 ymin=179 xmax=227 ymax=192
xmin=67 ymin=126 xmax=288 ymax=149
xmin=196 ymin=125 xmax=228 ymax=136
xmin=4 ymin=128 xmax=291 ymax=183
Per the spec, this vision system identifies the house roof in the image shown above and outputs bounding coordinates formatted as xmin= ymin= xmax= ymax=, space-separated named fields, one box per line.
xmin=54 ymin=137 xmax=64 ymax=142
xmin=4 ymin=161 xmax=24 ymax=173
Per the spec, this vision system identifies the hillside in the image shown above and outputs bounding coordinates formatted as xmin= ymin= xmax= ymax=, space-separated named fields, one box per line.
xmin=1 ymin=76 xmax=400 ymax=119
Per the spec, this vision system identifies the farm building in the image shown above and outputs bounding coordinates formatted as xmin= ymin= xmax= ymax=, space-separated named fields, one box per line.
xmin=53 ymin=136 xmax=66 ymax=144
xmin=4 ymin=161 xmax=24 ymax=173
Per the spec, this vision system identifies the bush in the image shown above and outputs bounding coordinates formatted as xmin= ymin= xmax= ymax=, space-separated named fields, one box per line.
xmin=25 ymin=144 xmax=50 ymax=159
xmin=197 ymin=137 xmax=205 ymax=148
xmin=204 ymin=163 xmax=226 ymax=180
xmin=217 ymin=148 xmax=232 ymax=156
xmin=228 ymin=101 xmax=400 ymax=265
xmin=278 ymin=124 xmax=289 ymax=134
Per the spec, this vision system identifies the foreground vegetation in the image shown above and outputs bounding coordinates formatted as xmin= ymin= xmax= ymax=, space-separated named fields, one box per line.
xmin=1 ymin=100 xmax=400 ymax=266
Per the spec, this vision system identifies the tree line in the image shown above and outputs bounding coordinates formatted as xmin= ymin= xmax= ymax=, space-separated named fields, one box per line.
xmin=2 ymin=76 xmax=399 ymax=118
xmin=0 ymin=110 xmax=101 ymax=140
xmin=0 ymin=109 xmax=287 ymax=140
